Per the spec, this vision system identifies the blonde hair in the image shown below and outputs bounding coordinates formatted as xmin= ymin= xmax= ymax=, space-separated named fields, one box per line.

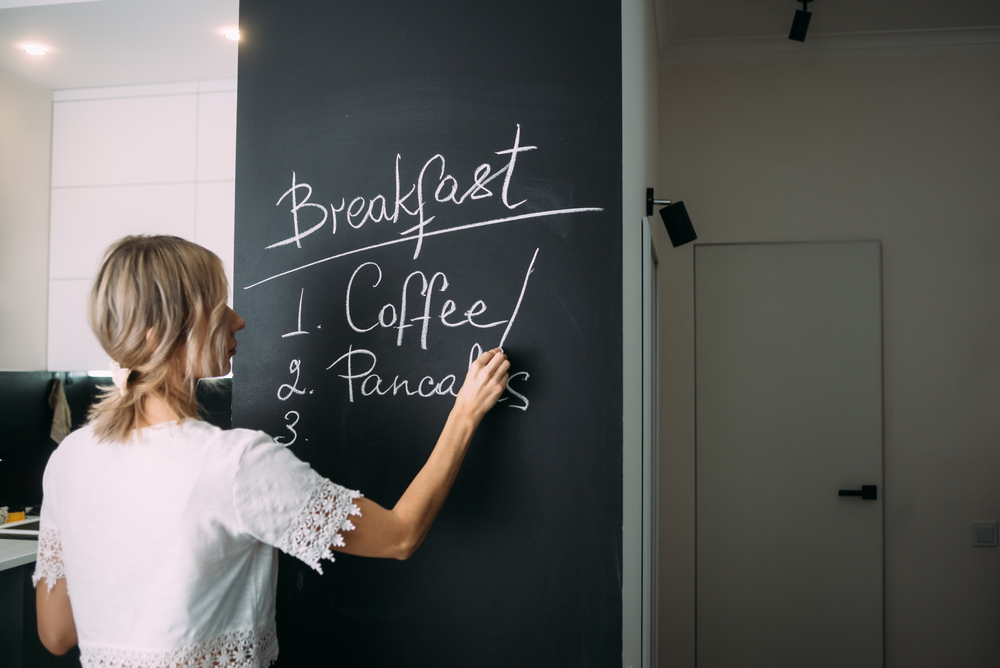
xmin=87 ymin=235 xmax=230 ymax=442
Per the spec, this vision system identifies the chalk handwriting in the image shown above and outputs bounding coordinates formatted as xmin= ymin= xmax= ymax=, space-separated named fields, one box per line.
xmin=266 ymin=125 xmax=534 ymax=255
xmin=496 ymin=371 xmax=530 ymax=411
xmin=267 ymin=173 xmax=328 ymax=249
xmin=326 ymin=344 xmax=528 ymax=409
xmin=247 ymin=125 xmax=601 ymax=290
xmin=499 ymin=248 xmax=538 ymax=349
xmin=468 ymin=343 xmax=483 ymax=368
xmin=494 ymin=124 xmax=536 ymax=210
xmin=282 ymin=288 xmax=309 ymax=337
xmin=253 ymin=131 xmax=570 ymax=424
xmin=274 ymin=411 xmax=300 ymax=446
xmin=345 ymin=261 xmax=507 ymax=350
xmin=277 ymin=359 xmax=306 ymax=401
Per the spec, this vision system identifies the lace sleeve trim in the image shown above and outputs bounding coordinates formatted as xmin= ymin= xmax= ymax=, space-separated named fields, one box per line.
xmin=32 ymin=527 xmax=65 ymax=592
xmin=274 ymin=478 xmax=362 ymax=574
xmin=78 ymin=620 xmax=278 ymax=668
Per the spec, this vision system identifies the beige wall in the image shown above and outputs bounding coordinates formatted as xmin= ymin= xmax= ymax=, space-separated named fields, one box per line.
xmin=0 ymin=68 xmax=51 ymax=370
xmin=657 ymin=53 xmax=1000 ymax=667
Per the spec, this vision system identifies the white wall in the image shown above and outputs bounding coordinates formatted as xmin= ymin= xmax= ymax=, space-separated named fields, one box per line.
xmin=0 ymin=68 xmax=52 ymax=370
xmin=657 ymin=53 xmax=1000 ymax=668
xmin=622 ymin=0 xmax=659 ymax=665
xmin=47 ymin=80 xmax=237 ymax=371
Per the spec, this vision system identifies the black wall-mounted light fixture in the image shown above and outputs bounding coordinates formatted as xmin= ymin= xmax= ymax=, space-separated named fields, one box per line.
xmin=646 ymin=188 xmax=697 ymax=247
xmin=789 ymin=1 xmax=813 ymax=42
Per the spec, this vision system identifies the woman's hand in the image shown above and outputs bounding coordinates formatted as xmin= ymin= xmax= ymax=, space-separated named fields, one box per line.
xmin=453 ymin=348 xmax=510 ymax=424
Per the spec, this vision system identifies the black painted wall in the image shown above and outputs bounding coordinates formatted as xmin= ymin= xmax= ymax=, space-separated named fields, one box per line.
xmin=232 ymin=2 xmax=623 ymax=666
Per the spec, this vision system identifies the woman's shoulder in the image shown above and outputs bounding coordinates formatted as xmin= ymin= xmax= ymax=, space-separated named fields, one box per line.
xmin=59 ymin=422 xmax=98 ymax=444
xmin=43 ymin=425 xmax=92 ymax=480
xmin=48 ymin=423 xmax=99 ymax=462
xmin=183 ymin=419 xmax=272 ymax=444
xmin=177 ymin=420 xmax=278 ymax=459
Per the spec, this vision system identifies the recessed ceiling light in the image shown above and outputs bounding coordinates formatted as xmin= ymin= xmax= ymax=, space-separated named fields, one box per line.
xmin=223 ymin=28 xmax=240 ymax=41
xmin=23 ymin=44 xmax=48 ymax=56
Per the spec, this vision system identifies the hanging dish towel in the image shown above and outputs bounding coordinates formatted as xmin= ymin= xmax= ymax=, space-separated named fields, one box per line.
xmin=48 ymin=378 xmax=72 ymax=444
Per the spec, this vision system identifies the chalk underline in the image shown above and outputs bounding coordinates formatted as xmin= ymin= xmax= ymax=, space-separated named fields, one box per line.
xmin=243 ymin=206 xmax=603 ymax=290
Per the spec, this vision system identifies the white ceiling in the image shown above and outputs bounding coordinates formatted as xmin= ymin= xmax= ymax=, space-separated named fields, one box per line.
xmin=1 ymin=0 xmax=998 ymax=91
xmin=0 ymin=0 xmax=238 ymax=90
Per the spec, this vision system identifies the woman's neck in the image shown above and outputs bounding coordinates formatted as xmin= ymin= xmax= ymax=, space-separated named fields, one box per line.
xmin=139 ymin=394 xmax=183 ymax=428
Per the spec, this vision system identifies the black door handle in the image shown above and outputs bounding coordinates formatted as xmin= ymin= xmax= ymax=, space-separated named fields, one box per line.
xmin=839 ymin=485 xmax=877 ymax=500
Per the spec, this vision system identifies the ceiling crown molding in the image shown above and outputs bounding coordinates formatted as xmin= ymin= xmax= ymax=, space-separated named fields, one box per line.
xmin=0 ymin=0 xmax=102 ymax=8
xmin=658 ymin=26 xmax=1000 ymax=66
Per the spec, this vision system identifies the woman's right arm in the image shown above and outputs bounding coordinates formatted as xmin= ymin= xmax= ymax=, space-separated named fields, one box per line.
xmin=332 ymin=348 xmax=509 ymax=560
xmin=36 ymin=577 xmax=78 ymax=655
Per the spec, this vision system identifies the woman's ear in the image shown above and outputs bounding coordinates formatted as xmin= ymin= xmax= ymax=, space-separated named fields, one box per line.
xmin=144 ymin=326 xmax=168 ymax=361
xmin=145 ymin=327 xmax=160 ymax=352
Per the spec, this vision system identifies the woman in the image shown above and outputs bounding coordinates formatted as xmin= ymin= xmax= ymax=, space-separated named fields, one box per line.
xmin=34 ymin=235 xmax=509 ymax=667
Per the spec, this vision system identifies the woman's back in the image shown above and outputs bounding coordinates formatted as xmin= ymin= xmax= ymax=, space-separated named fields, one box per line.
xmin=37 ymin=419 xmax=359 ymax=667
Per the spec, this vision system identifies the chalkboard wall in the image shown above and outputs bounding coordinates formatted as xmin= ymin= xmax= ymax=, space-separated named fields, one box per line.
xmin=232 ymin=1 xmax=622 ymax=665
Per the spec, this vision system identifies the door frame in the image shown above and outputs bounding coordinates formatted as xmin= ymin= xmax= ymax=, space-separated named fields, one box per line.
xmin=642 ymin=217 xmax=671 ymax=666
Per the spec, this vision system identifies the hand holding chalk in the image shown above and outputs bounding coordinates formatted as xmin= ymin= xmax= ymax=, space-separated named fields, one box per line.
xmin=454 ymin=348 xmax=510 ymax=423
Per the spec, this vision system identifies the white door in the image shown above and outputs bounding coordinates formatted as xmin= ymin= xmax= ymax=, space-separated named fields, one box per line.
xmin=695 ymin=242 xmax=883 ymax=668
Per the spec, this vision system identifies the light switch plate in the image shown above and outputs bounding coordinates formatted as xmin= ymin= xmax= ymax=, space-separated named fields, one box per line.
xmin=971 ymin=522 xmax=998 ymax=547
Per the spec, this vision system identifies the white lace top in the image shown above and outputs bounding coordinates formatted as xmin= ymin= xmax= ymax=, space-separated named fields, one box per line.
xmin=32 ymin=419 xmax=361 ymax=668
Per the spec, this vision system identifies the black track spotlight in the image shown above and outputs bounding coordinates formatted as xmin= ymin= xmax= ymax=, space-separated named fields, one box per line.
xmin=646 ymin=188 xmax=697 ymax=248
xmin=789 ymin=1 xmax=812 ymax=42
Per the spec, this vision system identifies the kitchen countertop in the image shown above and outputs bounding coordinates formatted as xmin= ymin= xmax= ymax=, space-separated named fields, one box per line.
xmin=0 ymin=539 xmax=38 ymax=572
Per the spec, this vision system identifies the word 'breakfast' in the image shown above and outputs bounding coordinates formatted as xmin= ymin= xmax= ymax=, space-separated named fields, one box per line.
xmin=267 ymin=124 xmax=537 ymax=260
